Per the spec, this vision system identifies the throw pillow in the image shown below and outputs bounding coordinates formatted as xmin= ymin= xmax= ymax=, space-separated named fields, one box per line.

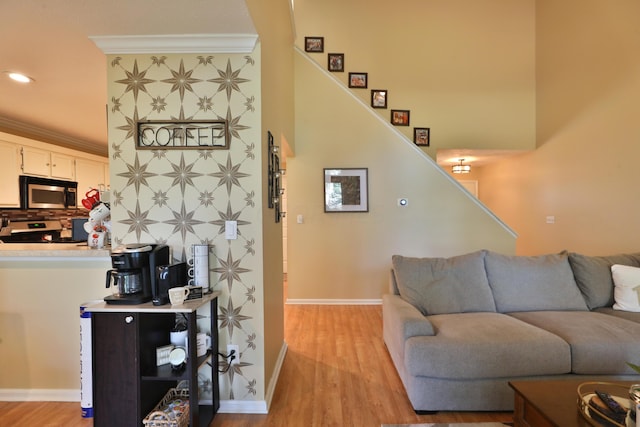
xmin=568 ymin=252 xmax=640 ymax=309
xmin=391 ymin=250 xmax=496 ymax=316
xmin=611 ymin=264 xmax=640 ymax=312
xmin=485 ymin=251 xmax=588 ymax=312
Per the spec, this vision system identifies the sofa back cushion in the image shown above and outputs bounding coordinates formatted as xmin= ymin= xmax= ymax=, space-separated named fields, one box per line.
xmin=485 ymin=251 xmax=588 ymax=312
xmin=568 ymin=252 xmax=640 ymax=309
xmin=391 ymin=250 xmax=496 ymax=315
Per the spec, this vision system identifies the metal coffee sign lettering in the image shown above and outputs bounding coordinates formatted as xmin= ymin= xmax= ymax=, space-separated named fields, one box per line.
xmin=136 ymin=120 xmax=229 ymax=150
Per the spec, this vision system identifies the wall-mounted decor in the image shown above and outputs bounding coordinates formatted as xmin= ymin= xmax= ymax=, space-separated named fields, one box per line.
xmin=328 ymin=53 xmax=345 ymax=72
xmin=371 ymin=89 xmax=387 ymax=109
xmin=324 ymin=168 xmax=369 ymax=213
xmin=267 ymin=131 xmax=284 ymax=223
xmin=413 ymin=127 xmax=430 ymax=146
xmin=348 ymin=72 xmax=368 ymax=88
xmin=305 ymin=36 xmax=324 ymax=53
xmin=136 ymin=120 xmax=229 ymax=150
xmin=391 ymin=110 xmax=410 ymax=126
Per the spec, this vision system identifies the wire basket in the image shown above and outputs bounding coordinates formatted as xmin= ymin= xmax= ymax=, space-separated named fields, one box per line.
xmin=143 ymin=388 xmax=189 ymax=427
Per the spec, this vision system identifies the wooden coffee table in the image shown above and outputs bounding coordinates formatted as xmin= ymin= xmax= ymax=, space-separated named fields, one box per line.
xmin=509 ymin=379 xmax=635 ymax=427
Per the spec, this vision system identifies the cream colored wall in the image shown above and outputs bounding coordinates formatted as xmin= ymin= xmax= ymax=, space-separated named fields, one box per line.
xmin=246 ymin=0 xmax=294 ymax=403
xmin=0 ymin=259 xmax=110 ymax=391
xmin=479 ymin=0 xmax=640 ymax=256
xmin=293 ymin=0 xmax=536 ymax=159
xmin=287 ymin=53 xmax=515 ymax=301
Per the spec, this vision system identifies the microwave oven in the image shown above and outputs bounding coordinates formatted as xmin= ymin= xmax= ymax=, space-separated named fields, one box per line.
xmin=19 ymin=175 xmax=78 ymax=209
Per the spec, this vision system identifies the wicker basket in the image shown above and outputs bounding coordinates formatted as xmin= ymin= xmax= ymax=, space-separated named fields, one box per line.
xmin=143 ymin=388 xmax=190 ymax=427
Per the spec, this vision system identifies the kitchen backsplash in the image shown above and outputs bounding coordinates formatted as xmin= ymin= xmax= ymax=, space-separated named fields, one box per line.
xmin=0 ymin=208 xmax=89 ymax=230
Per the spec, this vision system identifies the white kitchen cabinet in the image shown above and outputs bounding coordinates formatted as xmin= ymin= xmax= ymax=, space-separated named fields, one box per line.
xmin=75 ymin=158 xmax=108 ymax=207
xmin=21 ymin=146 xmax=75 ymax=180
xmin=0 ymin=141 xmax=21 ymax=207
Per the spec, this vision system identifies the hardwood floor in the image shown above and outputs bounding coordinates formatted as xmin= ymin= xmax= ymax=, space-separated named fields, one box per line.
xmin=0 ymin=305 xmax=513 ymax=427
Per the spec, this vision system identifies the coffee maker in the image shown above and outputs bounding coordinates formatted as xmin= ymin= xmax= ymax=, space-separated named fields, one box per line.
xmin=104 ymin=243 xmax=170 ymax=305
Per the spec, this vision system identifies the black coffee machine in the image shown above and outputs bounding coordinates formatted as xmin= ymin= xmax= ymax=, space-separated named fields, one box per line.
xmin=104 ymin=243 xmax=170 ymax=305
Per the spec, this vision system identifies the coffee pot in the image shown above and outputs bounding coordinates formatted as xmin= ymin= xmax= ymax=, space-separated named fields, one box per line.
xmin=104 ymin=243 xmax=169 ymax=305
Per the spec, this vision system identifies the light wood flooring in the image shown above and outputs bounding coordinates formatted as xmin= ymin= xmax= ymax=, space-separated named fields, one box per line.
xmin=0 ymin=305 xmax=513 ymax=427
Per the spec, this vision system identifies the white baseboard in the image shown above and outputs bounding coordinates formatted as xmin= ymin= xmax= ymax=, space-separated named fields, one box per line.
xmin=0 ymin=389 xmax=79 ymax=401
xmin=286 ymin=298 xmax=382 ymax=305
xmin=0 ymin=342 xmax=291 ymax=415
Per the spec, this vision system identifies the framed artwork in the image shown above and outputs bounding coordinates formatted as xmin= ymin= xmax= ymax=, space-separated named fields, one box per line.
xmin=304 ymin=36 xmax=324 ymax=53
xmin=328 ymin=53 xmax=345 ymax=72
xmin=371 ymin=89 xmax=387 ymax=109
xmin=324 ymin=168 xmax=369 ymax=212
xmin=413 ymin=127 xmax=430 ymax=146
xmin=391 ymin=109 xmax=410 ymax=126
xmin=348 ymin=72 xmax=368 ymax=88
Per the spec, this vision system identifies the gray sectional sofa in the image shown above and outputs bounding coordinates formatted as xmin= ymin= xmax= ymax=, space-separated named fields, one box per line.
xmin=382 ymin=250 xmax=640 ymax=412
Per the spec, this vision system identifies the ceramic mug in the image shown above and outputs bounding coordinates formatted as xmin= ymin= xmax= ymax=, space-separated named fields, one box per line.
xmin=169 ymin=286 xmax=190 ymax=305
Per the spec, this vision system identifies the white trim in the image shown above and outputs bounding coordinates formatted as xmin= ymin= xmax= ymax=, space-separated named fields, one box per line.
xmin=286 ymin=299 xmax=382 ymax=305
xmin=0 ymin=389 xmax=79 ymax=401
xmin=90 ymin=34 xmax=258 ymax=54
xmin=265 ymin=342 xmax=288 ymax=410
xmin=219 ymin=399 xmax=268 ymax=414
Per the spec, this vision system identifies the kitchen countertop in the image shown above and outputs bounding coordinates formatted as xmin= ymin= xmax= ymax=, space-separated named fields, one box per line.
xmin=0 ymin=243 xmax=110 ymax=260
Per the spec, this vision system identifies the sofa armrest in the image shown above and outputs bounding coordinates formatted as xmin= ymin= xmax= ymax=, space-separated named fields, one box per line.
xmin=383 ymin=293 xmax=435 ymax=339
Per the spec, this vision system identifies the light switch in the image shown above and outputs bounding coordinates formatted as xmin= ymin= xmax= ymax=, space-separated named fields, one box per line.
xmin=297 ymin=214 xmax=304 ymax=224
xmin=225 ymin=220 xmax=238 ymax=239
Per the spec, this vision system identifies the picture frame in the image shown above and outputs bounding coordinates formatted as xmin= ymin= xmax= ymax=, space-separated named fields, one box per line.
xmin=413 ymin=127 xmax=430 ymax=146
xmin=391 ymin=109 xmax=410 ymax=126
xmin=324 ymin=168 xmax=369 ymax=213
xmin=328 ymin=53 xmax=345 ymax=72
xmin=304 ymin=36 xmax=324 ymax=53
xmin=371 ymin=89 xmax=387 ymax=109
xmin=348 ymin=72 xmax=368 ymax=88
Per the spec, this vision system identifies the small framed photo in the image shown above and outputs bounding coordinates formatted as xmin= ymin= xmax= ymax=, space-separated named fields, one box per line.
xmin=305 ymin=36 xmax=324 ymax=53
xmin=413 ymin=127 xmax=430 ymax=146
xmin=324 ymin=168 xmax=369 ymax=213
xmin=328 ymin=53 xmax=344 ymax=72
xmin=391 ymin=109 xmax=410 ymax=126
xmin=348 ymin=72 xmax=368 ymax=88
xmin=371 ymin=89 xmax=387 ymax=109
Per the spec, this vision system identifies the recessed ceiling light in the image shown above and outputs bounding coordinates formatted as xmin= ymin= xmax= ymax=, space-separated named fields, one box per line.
xmin=3 ymin=71 xmax=34 ymax=83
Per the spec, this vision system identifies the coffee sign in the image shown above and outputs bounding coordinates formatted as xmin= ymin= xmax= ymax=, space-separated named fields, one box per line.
xmin=136 ymin=120 xmax=229 ymax=150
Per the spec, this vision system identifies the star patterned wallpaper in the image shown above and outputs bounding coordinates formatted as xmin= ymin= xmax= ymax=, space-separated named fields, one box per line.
xmin=106 ymin=52 xmax=264 ymax=402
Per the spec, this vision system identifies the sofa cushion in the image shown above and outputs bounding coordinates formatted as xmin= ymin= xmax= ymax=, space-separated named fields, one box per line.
xmin=404 ymin=312 xmax=571 ymax=379
xmin=509 ymin=311 xmax=640 ymax=375
xmin=568 ymin=252 xmax=640 ymax=309
xmin=611 ymin=264 xmax=640 ymax=312
xmin=391 ymin=251 xmax=496 ymax=315
xmin=485 ymin=251 xmax=588 ymax=312
xmin=594 ymin=307 xmax=640 ymax=323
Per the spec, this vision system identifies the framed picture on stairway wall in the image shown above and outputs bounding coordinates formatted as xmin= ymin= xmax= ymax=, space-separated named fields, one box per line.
xmin=305 ymin=36 xmax=324 ymax=52
xmin=371 ymin=89 xmax=387 ymax=109
xmin=348 ymin=72 xmax=368 ymax=88
xmin=413 ymin=127 xmax=430 ymax=146
xmin=324 ymin=168 xmax=369 ymax=213
xmin=328 ymin=53 xmax=345 ymax=72
xmin=391 ymin=109 xmax=410 ymax=126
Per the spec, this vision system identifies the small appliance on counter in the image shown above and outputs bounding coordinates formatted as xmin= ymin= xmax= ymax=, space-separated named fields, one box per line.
xmin=154 ymin=262 xmax=188 ymax=306
xmin=104 ymin=243 xmax=169 ymax=305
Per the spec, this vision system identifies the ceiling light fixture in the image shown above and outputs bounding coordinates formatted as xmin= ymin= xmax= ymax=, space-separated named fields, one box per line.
xmin=452 ymin=159 xmax=471 ymax=174
xmin=3 ymin=71 xmax=34 ymax=84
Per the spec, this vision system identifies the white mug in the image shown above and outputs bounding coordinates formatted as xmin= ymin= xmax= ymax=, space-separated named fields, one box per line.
xmin=184 ymin=333 xmax=211 ymax=357
xmin=169 ymin=287 xmax=190 ymax=305
xmin=89 ymin=202 xmax=110 ymax=222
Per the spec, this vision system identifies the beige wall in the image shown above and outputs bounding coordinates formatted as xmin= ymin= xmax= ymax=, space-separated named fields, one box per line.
xmin=246 ymin=0 xmax=293 ymax=404
xmin=293 ymin=0 xmax=536 ymax=159
xmin=0 ymin=259 xmax=110 ymax=392
xmin=287 ymin=52 xmax=515 ymax=301
xmin=479 ymin=0 xmax=640 ymax=255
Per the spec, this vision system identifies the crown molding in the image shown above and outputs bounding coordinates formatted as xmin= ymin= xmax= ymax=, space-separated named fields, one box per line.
xmin=0 ymin=116 xmax=107 ymax=157
xmin=90 ymin=34 xmax=258 ymax=54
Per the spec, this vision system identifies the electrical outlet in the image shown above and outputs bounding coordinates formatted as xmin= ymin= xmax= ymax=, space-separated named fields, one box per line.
xmin=227 ymin=344 xmax=240 ymax=365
